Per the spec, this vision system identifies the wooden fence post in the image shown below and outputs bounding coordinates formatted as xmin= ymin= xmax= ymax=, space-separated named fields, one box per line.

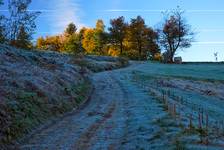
xmin=198 ymin=110 xmax=202 ymax=129
xmin=206 ymin=113 xmax=209 ymax=130
xmin=189 ymin=114 xmax=193 ymax=129
xmin=201 ymin=108 xmax=204 ymax=125
xmin=173 ymin=104 xmax=176 ymax=119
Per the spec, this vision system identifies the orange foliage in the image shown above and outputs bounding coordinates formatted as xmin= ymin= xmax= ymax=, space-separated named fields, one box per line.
xmin=108 ymin=47 xmax=119 ymax=57
xmin=82 ymin=28 xmax=97 ymax=54
xmin=154 ymin=53 xmax=162 ymax=61
xmin=36 ymin=35 xmax=65 ymax=52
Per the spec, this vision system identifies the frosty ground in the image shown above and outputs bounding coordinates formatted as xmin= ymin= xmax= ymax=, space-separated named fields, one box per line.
xmin=0 ymin=45 xmax=128 ymax=148
xmin=19 ymin=62 xmax=224 ymax=150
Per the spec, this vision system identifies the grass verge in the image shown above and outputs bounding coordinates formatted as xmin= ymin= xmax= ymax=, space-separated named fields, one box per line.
xmin=0 ymin=80 xmax=92 ymax=148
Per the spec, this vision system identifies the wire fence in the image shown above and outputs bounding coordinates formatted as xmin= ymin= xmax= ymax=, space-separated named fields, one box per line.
xmin=132 ymin=75 xmax=224 ymax=145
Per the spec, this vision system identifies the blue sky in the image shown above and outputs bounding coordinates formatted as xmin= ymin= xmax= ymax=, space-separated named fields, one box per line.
xmin=1 ymin=0 xmax=224 ymax=61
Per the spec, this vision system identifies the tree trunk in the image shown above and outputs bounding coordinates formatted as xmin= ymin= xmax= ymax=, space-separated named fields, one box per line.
xmin=138 ymin=41 xmax=142 ymax=60
xmin=169 ymin=51 xmax=175 ymax=63
xmin=168 ymin=57 xmax=173 ymax=63
xmin=120 ymin=41 xmax=123 ymax=55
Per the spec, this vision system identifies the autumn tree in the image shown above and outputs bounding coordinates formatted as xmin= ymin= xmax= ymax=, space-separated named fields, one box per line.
xmin=36 ymin=35 xmax=64 ymax=51
xmin=108 ymin=16 xmax=127 ymax=55
xmin=82 ymin=20 xmax=107 ymax=55
xmin=82 ymin=28 xmax=97 ymax=54
xmin=159 ymin=8 xmax=194 ymax=63
xmin=6 ymin=0 xmax=40 ymax=48
xmin=37 ymin=24 xmax=83 ymax=54
xmin=36 ymin=36 xmax=46 ymax=50
xmin=46 ymin=36 xmax=64 ymax=51
xmin=128 ymin=16 xmax=159 ymax=59
xmin=96 ymin=19 xmax=105 ymax=32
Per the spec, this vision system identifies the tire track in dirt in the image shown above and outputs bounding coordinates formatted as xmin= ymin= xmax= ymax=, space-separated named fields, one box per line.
xmin=73 ymin=73 xmax=129 ymax=149
xmin=19 ymin=72 xmax=120 ymax=150
xmin=73 ymin=102 xmax=116 ymax=149
xmin=89 ymin=73 xmax=131 ymax=149
xmin=20 ymin=62 xmax=159 ymax=150
xmin=108 ymin=74 xmax=131 ymax=147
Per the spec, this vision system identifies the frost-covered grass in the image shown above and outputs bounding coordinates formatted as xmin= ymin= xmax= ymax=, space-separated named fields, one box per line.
xmin=0 ymin=45 xmax=128 ymax=147
xmin=70 ymin=55 xmax=129 ymax=72
xmin=0 ymin=45 xmax=91 ymax=147
xmin=138 ymin=62 xmax=224 ymax=82
xmin=131 ymin=62 xmax=224 ymax=149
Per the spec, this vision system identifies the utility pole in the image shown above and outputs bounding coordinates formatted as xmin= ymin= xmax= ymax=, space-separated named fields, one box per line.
xmin=214 ymin=52 xmax=218 ymax=62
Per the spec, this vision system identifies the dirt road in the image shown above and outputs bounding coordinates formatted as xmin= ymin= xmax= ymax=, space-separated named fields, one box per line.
xmin=20 ymin=63 xmax=169 ymax=150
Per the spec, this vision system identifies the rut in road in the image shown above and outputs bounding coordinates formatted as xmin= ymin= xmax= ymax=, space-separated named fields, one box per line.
xmin=74 ymin=102 xmax=116 ymax=149
xmin=20 ymin=63 xmax=169 ymax=150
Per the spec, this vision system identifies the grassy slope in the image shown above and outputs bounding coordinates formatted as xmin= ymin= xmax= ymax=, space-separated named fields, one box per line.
xmin=0 ymin=45 xmax=128 ymax=147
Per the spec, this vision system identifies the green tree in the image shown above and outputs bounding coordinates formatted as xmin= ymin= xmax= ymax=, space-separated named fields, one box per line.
xmin=63 ymin=23 xmax=80 ymax=53
xmin=14 ymin=26 xmax=32 ymax=49
xmin=108 ymin=16 xmax=127 ymax=55
xmin=65 ymin=22 xmax=77 ymax=36
xmin=77 ymin=27 xmax=87 ymax=53
xmin=95 ymin=20 xmax=107 ymax=55
xmin=64 ymin=34 xmax=81 ymax=54
xmin=7 ymin=0 xmax=40 ymax=48
xmin=62 ymin=23 xmax=88 ymax=54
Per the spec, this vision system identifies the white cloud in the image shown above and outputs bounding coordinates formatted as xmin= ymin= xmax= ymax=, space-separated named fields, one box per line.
xmin=47 ymin=0 xmax=85 ymax=34
xmin=1 ymin=0 xmax=85 ymax=34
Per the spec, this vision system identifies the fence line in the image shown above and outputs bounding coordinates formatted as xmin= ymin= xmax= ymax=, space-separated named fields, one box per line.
xmin=132 ymin=77 xmax=224 ymax=145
